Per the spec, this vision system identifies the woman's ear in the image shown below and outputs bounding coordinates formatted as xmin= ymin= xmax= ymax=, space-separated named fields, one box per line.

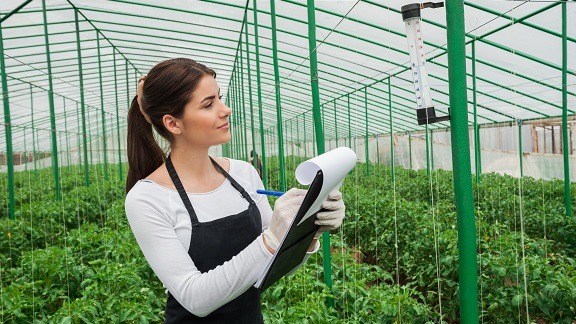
xmin=163 ymin=114 xmax=183 ymax=135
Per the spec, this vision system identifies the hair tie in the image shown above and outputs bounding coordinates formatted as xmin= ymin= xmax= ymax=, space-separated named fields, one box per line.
xmin=137 ymin=75 xmax=152 ymax=125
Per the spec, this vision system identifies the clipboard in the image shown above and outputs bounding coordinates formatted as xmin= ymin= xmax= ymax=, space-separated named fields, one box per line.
xmin=255 ymin=170 xmax=324 ymax=292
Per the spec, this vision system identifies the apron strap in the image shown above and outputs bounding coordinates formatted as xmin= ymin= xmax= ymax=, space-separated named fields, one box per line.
xmin=166 ymin=155 xmax=200 ymax=224
xmin=209 ymin=157 xmax=256 ymax=206
xmin=166 ymin=155 xmax=257 ymax=225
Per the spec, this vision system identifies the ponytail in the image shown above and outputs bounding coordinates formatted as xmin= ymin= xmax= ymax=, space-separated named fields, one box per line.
xmin=126 ymin=96 xmax=165 ymax=193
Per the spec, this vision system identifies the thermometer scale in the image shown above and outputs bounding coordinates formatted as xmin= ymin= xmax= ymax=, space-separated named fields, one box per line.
xmin=401 ymin=2 xmax=449 ymax=125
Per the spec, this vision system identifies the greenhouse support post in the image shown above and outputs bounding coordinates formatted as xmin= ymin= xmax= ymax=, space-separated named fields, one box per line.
xmin=0 ymin=21 xmax=15 ymax=219
xmin=334 ymin=101 xmax=338 ymax=146
xmin=347 ymin=94 xmax=351 ymax=148
xmin=430 ymin=129 xmax=435 ymax=170
xmin=30 ymin=84 xmax=38 ymax=176
xmin=63 ymin=98 xmax=70 ymax=169
xmin=113 ymin=51 xmax=123 ymax=180
xmin=244 ymin=20 xmax=257 ymax=171
xmin=518 ymin=119 xmax=524 ymax=178
xmin=252 ymin=0 xmax=267 ymax=188
xmin=409 ymin=132 xmax=413 ymax=169
xmin=364 ymin=87 xmax=370 ymax=175
xmin=561 ymin=1 xmax=572 ymax=217
xmin=239 ymin=40 xmax=248 ymax=162
xmin=445 ymin=0 xmax=479 ymax=322
xmin=304 ymin=114 xmax=308 ymax=158
xmin=96 ymin=32 xmax=109 ymax=180
xmin=425 ymin=124 xmax=431 ymax=179
xmin=389 ymin=78 xmax=395 ymax=182
xmin=472 ymin=40 xmax=481 ymax=183
xmin=270 ymin=0 xmax=286 ymax=192
xmin=306 ymin=0 xmax=333 ymax=308
xmin=42 ymin=0 xmax=61 ymax=200
xmin=74 ymin=9 xmax=90 ymax=187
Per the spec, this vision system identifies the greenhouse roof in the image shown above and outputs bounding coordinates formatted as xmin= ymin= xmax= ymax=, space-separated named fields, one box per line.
xmin=1 ymin=0 xmax=575 ymax=151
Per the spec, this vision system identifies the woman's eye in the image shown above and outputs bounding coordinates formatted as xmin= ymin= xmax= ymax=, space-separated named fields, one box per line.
xmin=218 ymin=95 xmax=223 ymax=100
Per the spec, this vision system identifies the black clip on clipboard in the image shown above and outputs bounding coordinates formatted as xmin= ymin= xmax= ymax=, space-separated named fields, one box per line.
xmin=257 ymin=170 xmax=324 ymax=292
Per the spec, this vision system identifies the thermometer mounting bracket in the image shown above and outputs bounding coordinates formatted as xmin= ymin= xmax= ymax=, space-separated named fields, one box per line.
xmin=417 ymin=107 xmax=450 ymax=125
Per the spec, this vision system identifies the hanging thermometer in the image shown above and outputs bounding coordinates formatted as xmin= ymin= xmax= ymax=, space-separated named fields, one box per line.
xmin=401 ymin=2 xmax=449 ymax=125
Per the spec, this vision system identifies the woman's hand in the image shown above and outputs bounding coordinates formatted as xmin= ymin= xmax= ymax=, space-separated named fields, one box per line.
xmin=262 ymin=188 xmax=307 ymax=253
xmin=314 ymin=190 xmax=345 ymax=239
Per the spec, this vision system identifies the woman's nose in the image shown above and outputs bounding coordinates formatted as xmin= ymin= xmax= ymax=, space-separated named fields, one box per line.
xmin=222 ymin=103 xmax=232 ymax=117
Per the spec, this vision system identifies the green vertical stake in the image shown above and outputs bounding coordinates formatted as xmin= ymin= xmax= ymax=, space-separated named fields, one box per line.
xmin=42 ymin=0 xmax=61 ymax=200
xmin=270 ymin=0 xmax=286 ymax=192
xmin=445 ymin=0 xmax=479 ymax=321
xmin=364 ymin=87 xmax=370 ymax=175
xmin=75 ymin=9 xmax=89 ymax=186
xmin=30 ymin=84 xmax=38 ymax=178
xmin=561 ymin=1 xmax=572 ymax=217
xmin=113 ymin=51 xmax=123 ymax=180
xmin=252 ymin=0 xmax=267 ymax=188
xmin=306 ymin=0 xmax=332 ymax=307
xmin=0 ymin=21 xmax=15 ymax=218
xmin=96 ymin=32 xmax=109 ymax=180
xmin=389 ymin=78 xmax=395 ymax=183
xmin=472 ymin=40 xmax=481 ymax=184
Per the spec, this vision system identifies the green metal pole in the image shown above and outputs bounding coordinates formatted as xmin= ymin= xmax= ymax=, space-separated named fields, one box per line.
xmin=0 ymin=21 xmax=15 ymax=219
xmin=472 ymin=40 xmax=481 ymax=183
xmin=347 ymin=94 xmax=351 ymax=148
xmin=76 ymin=102 xmax=81 ymax=166
xmin=306 ymin=0 xmax=332 ymax=308
xmin=236 ymin=72 xmax=243 ymax=160
xmin=0 ymin=0 xmax=33 ymax=24
xmin=561 ymin=1 xmax=572 ymax=217
xmin=445 ymin=1 xmax=479 ymax=321
xmin=519 ymin=119 xmax=524 ymax=178
xmin=235 ymin=71 xmax=241 ymax=160
xmin=63 ymin=97 xmax=70 ymax=168
xmin=30 ymin=84 xmax=38 ymax=177
xmin=76 ymin=10 xmax=89 ymax=187
xmin=409 ymin=132 xmax=413 ymax=169
xmin=113 ymin=50 xmax=122 ymax=180
xmin=389 ymin=78 xmax=395 ymax=183
xmin=125 ymin=59 xmax=130 ymax=169
xmin=334 ymin=100 xmax=338 ymax=147
xmin=431 ymin=129 xmax=435 ymax=170
xmin=238 ymin=39 xmax=248 ymax=162
xmin=24 ymin=128 xmax=28 ymax=172
xmin=303 ymin=113 xmax=308 ymax=158
xmin=296 ymin=115 xmax=300 ymax=157
xmin=364 ymin=87 xmax=370 ymax=175
xmin=252 ymin=0 xmax=267 ymax=188
xmin=96 ymin=32 xmax=109 ymax=180
xmin=230 ymin=71 xmax=237 ymax=159
xmin=270 ymin=0 xmax=286 ymax=192
xmin=42 ymin=0 xmax=61 ymax=200
xmin=425 ymin=124 xmax=431 ymax=179
xmin=244 ymin=19 xmax=258 ymax=170
xmin=230 ymin=70 xmax=237 ymax=159
xmin=375 ymin=134 xmax=380 ymax=165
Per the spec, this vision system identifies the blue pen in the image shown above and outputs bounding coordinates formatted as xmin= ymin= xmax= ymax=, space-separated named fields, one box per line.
xmin=256 ymin=189 xmax=285 ymax=197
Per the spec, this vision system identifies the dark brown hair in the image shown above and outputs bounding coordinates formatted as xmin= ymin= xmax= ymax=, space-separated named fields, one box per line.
xmin=126 ymin=58 xmax=216 ymax=193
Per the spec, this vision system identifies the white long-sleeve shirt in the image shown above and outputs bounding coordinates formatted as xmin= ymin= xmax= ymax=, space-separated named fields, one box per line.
xmin=125 ymin=158 xmax=316 ymax=317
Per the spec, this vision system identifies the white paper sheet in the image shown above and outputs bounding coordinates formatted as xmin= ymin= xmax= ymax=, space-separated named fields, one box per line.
xmin=294 ymin=147 xmax=357 ymax=225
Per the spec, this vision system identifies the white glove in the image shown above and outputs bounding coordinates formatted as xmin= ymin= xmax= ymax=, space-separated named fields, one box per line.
xmin=263 ymin=188 xmax=307 ymax=251
xmin=314 ymin=190 xmax=345 ymax=239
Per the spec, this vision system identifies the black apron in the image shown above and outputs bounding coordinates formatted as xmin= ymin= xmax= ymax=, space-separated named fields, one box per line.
xmin=164 ymin=155 xmax=264 ymax=323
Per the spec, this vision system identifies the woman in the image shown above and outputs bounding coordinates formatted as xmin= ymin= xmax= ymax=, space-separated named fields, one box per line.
xmin=124 ymin=58 xmax=345 ymax=323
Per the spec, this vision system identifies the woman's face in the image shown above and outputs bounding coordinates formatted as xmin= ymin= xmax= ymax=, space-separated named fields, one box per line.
xmin=176 ymin=75 xmax=232 ymax=148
